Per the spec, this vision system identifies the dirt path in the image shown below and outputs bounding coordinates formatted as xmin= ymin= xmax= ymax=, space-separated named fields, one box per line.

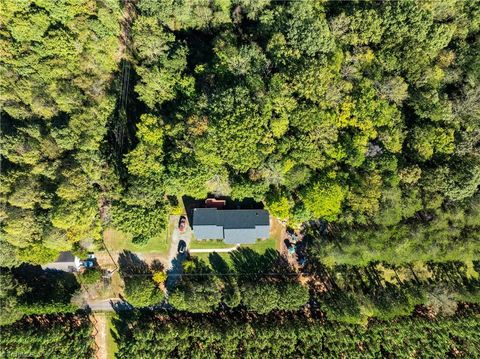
xmin=92 ymin=314 xmax=108 ymax=359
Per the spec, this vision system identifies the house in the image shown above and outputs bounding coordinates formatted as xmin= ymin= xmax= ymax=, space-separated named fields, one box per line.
xmin=42 ymin=251 xmax=81 ymax=272
xmin=192 ymin=208 xmax=270 ymax=244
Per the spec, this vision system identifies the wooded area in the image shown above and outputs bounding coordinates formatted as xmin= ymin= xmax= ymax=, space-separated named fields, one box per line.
xmin=0 ymin=314 xmax=94 ymax=358
xmin=0 ymin=0 xmax=479 ymax=355
xmin=0 ymin=265 xmax=80 ymax=325
xmin=1 ymin=0 xmax=479 ymax=265
xmin=114 ymin=307 xmax=480 ymax=358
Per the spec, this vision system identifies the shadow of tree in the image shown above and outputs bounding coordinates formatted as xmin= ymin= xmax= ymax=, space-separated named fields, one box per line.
xmin=166 ymin=252 xmax=188 ymax=290
xmin=111 ymin=296 xmax=133 ymax=313
xmin=208 ymin=252 xmax=230 ymax=274
xmin=229 ymin=248 xmax=293 ymax=282
xmin=150 ymin=259 xmax=164 ymax=272
xmin=12 ymin=264 xmax=80 ymax=305
xmin=118 ymin=250 xmax=150 ymax=276
xmin=229 ymin=248 xmax=264 ymax=281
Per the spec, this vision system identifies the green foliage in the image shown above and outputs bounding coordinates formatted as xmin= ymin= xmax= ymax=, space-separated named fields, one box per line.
xmin=1 ymin=0 xmax=479 ymax=293
xmin=80 ymin=268 xmax=102 ymax=285
xmin=265 ymin=191 xmax=293 ymax=221
xmin=302 ymin=179 xmax=347 ymax=221
xmin=0 ymin=265 xmax=80 ymax=322
xmin=111 ymin=202 xmax=168 ymax=245
xmin=0 ymin=271 xmax=25 ymax=326
xmin=0 ymin=0 xmax=119 ymax=118
xmin=312 ymin=195 xmax=480 ymax=265
xmin=114 ymin=309 xmax=480 ymax=358
xmin=240 ymin=282 xmax=280 ymax=314
xmin=124 ymin=277 xmax=164 ymax=307
xmin=169 ymin=259 xmax=222 ymax=313
xmin=0 ymin=0 xmax=119 ymax=263
xmin=318 ymin=291 xmax=362 ymax=324
xmin=0 ymin=314 xmax=94 ymax=357
xmin=118 ymin=251 xmax=165 ymax=307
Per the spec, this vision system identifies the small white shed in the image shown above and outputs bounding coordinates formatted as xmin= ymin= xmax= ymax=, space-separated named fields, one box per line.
xmin=42 ymin=251 xmax=81 ymax=272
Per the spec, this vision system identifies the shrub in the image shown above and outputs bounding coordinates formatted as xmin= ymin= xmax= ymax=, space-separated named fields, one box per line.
xmin=81 ymin=268 xmax=102 ymax=285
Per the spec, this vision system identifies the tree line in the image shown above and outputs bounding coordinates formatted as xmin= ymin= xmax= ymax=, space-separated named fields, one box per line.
xmin=0 ymin=314 xmax=94 ymax=358
xmin=311 ymin=260 xmax=480 ymax=324
xmin=118 ymin=249 xmax=309 ymax=313
xmin=113 ymin=306 xmax=480 ymax=358
xmin=0 ymin=265 xmax=80 ymax=325
xmin=117 ymin=249 xmax=480 ymax=324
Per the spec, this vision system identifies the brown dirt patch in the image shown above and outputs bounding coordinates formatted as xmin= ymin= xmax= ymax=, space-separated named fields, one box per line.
xmin=92 ymin=314 xmax=107 ymax=359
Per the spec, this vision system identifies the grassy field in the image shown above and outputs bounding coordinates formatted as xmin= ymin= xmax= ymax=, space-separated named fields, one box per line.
xmin=189 ymin=239 xmax=236 ymax=249
xmin=191 ymin=237 xmax=278 ymax=266
xmin=242 ymin=237 xmax=278 ymax=253
xmin=106 ymin=314 xmax=118 ymax=359
xmin=193 ymin=251 xmax=232 ymax=265
xmin=103 ymin=228 xmax=169 ymax=254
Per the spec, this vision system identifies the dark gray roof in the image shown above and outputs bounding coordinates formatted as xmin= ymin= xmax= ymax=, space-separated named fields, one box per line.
xmin=193 ymin=208 xmax=270 ymax=244
xmin=221 ymin=210 xmax=269 ymax=229
xmin=192 ymin=208 xmax=219 ymax=225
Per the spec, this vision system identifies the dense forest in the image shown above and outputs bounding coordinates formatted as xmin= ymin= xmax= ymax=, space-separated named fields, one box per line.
xmin=0 ymin=0 xmax=479 ymax=356
xmin=1 ymin=0 xmax=479 ymax=264
xmin=0 ymin=314 xmax=94 ymax=358
xmin=114 ymin=307 xmax=480 ymax=358
xmin=0 ymin=265 xmax=80 ymax=325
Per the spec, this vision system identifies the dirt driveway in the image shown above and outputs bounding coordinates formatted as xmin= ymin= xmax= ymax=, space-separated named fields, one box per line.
xmin=165 ymin=215 xmax=192 ymax=289
xmin=92 ymin=313 xmax=107 ymax=359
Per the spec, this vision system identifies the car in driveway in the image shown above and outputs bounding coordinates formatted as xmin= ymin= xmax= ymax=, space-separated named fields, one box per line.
xmin=177 ymin=240 xmax=187 ymax=254
xmin=178 ymin=216 xmax=186 ymax=232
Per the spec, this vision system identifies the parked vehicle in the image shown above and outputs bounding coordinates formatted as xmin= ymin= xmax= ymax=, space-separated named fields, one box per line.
xmin=179 ymin=216 xmax=186 ymax=232
xmin=178 ymin=240 xmax=187 ymax=254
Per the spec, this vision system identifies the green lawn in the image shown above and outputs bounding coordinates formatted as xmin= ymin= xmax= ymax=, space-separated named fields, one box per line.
xmin=106 ymin=314 xmax=118 ymax=359
xmin=191 ymin=238 xmax=278 ymax=266
xmin=103 ymin=228 xmax=169 ymax=254
xmin=190 ymin=237 xmax=278 ymax=252
xmin=189 ymin=239 xmax=236 ymax=249
xmin=192 ymin=251 xmax=232 ymax=266
xmin=242 ymin=237 xmax=278 ymax=253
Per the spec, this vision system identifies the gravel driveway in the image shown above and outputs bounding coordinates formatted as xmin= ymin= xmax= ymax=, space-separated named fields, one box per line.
xmin=165 ymin=215 xmax=192 ymax=289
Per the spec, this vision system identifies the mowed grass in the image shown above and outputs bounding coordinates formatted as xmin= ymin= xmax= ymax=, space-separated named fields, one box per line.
xmin=106 ymin=314 xmax=118 ymax=359
xmin=189 ymin=239 xmax=236 ymax=249
xmin=190 ymin=218 xmax=283 ymax=265
xmin=242 ymin=237 xmax=278 ymax=253
xmin=103 ymin=228 xmax=169 ymax=254
xmin=191 ymin=238 xmax=278 ymax=267
xmin=193 ymin=251 xmax=232 ymax=266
